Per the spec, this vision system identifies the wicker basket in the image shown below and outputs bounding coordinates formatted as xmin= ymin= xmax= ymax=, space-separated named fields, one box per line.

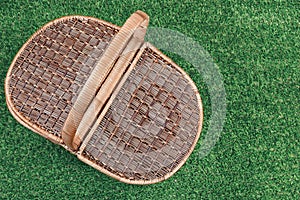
xmin=5 ymin=10 xmax=203 ymax=184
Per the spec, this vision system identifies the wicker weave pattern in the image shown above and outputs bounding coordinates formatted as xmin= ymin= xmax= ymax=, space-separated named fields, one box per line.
xmin=7 ymin=17 xmax=118 ymax=137
xmin=83 ymin=47 xmax=200 ymax=181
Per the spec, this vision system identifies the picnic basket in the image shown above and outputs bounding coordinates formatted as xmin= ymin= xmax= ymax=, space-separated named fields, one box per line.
xmin=5 ymin=10 xmax=203 ymax=184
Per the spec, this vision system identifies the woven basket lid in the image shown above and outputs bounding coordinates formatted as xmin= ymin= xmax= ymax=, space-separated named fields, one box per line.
xmin=5 ymin=11 xmax=203 ymax=184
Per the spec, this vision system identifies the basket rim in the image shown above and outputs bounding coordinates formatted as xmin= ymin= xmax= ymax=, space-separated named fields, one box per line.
xmin=78 ymin=42 xmax=204 ymax=185
xmin=5 ymin=15 xmax=120 ymax=145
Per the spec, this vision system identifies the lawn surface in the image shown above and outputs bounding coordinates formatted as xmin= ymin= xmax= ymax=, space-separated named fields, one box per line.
xmin=0 ymin=0 xmax=299 ymax=199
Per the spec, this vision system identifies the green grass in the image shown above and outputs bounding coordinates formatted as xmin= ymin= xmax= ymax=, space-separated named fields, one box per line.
xmin=0 ymin=0 xmax=299 ymax=199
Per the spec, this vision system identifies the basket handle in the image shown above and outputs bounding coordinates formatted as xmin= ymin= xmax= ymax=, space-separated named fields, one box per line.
xmin=62 ymin=11 xmax=149 ymax=149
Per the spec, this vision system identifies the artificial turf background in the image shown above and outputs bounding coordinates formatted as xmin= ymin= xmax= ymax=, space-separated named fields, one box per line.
xmin=0 ymin=0 xmax=299 ymax=199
